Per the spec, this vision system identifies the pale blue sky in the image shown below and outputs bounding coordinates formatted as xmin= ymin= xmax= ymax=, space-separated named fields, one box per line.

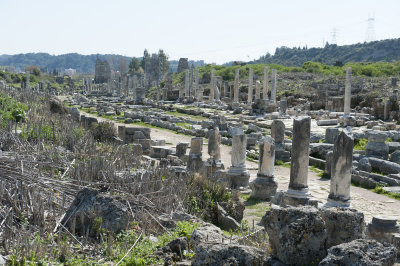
xmin=1 ymin=0 xmax=399 ymax=63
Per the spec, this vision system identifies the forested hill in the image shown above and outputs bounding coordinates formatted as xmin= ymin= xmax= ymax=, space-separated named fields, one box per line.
xmin=253 ymin=38 xmax=400 ymax=66
xmin=0 ymin=53 xmax=131 ymax=73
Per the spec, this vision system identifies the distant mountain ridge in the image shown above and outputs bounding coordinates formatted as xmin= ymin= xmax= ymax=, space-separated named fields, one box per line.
xmin=0 ymin=53 xmax=132 ymax=73
xmin=253 ymin=38 xmax=400 ymax=66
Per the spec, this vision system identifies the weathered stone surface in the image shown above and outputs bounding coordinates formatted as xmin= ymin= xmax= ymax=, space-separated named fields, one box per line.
xmin=365 ymin=131 xmax=389 ymax=159
xmin=271 ymin=120 xmax=285 ymax=143
xmin=192 ymin=244 xmax=269 ymax=266
xmin=327 ymin=129 xmax=353 ymax=207
xmin=251 ymin=136 xmax=277 ymax=200
xmin=390 ymin=150 xmax=400 ymax=164
xmin=369 ymin=156 xmax=400 ymax=175
xmin=176 ymin=142 xmax=189 ymax=157
xmin=320 ymin=207 xmax=365 ymax=248
xmin=367 ymin=215 xmax=400 ymax=244
xmin=325 ymin=128 xmax=340 ymax=144
xmin=358 ymin=157 xmax=372 ymax=172
xmin=319 ymin=239 xmax=397 ymax=266
xmin=190 ymin=223 xmax=225 ymax=249
xmin=61 ymin=188 xmax=129 ymax=236
xmin=216 ymin=203 xmax=240 ymax=231
xmin=262 ymin=205 xmax=327 ymax=265
xmin=317 ymin=119 xmax=338 ymax=126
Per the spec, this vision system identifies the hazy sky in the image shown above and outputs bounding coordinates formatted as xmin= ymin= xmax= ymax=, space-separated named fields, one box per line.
xmin=1 ymin=0 xmax=399 ymax=64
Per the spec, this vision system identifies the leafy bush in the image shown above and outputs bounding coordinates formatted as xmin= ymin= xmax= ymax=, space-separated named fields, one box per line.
xmin=91 ymin=122 xmax=117 ymax=142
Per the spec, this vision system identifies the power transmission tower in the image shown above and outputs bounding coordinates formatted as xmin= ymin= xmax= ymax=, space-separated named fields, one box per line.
xmin=365 ymin=16 xmax=376 ymax=42
xmin=331 ymin=28 xmax=337 ymax=44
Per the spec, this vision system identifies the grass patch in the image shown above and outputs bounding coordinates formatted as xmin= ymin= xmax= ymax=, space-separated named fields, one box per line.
xmin=371 ymin=186 xmax=400 ymax=200
xmin=165 ymin=110 xmax=208 ymax=121
xmin=276 ymin=160 xmax=291 ymax=168
xmin=354 ymin=138 xmax=368 ymax=150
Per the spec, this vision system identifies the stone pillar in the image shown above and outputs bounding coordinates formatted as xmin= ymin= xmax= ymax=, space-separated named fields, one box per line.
xmin=233 ymin=68 xmax=239 ymax=104
xmin=271 ymin=120 xmax=290 ymax=162
xmin=227 ymin=128 xmax=250 ymax=188
xmin=202 ymin=127 xmax=224 ymax=179
xmin=185 ymin=69 xmax=190 ymax=97
xmin=279 ymin=100 xmax=287 ymax=116
xmin=209 ymin=68 xmax=215 ymax=102
xmin=251 ymin=136 xmax=277 ymax=199
xmin=197 ymin=89 xmax=204 ymax=102
xmin=188 ymin=137 xmax=203 ymax=171
xmin=255 ymin=80 xmax=261 ymax=100
xmin=247 ymin=68 xmax=253 ymax=104
xmin=263 ymin=66 xmax=269 ymax=100
xmin=133 ymin=75 xmax=138 ymax=99
xmin=284 ymin=116 xmax=312 ymax=205
xmin=344 ymin=67 xmax=352 ymax=116
xmin=384 ymin=100 xmax=391 ymax=121
xmin=326 ymin=128 xmax=353 ymax=207
xmin=26 ymin=71 xmax=31 ymax=90
xmin=365 ymin=130 xmax=389 ymax=160
xmin=189 ymin=68 xmax=194 ymax=97
xmin=195 ymin=68 xmax=199 ymax=100
xmin=271 ymin=69 xmax=277 ymax=103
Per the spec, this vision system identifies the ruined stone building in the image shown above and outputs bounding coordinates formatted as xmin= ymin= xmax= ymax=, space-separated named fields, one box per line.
xmin=177 ymin=58 xmax=189 ymax=73
xmin=94 ymin=58 xmax=111 ymax=84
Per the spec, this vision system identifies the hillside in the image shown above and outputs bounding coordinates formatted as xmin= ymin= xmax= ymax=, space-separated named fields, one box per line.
xmin=253 ymin=38 xmax=400 ymax=66
xmin=0 ymin=53 xmax=131 ymax=73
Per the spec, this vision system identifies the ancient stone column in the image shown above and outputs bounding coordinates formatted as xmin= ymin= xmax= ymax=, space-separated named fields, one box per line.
xmin=279 ymin=100 xmax=287 ymax=116
xmin=344 ymin=67 xmax=352 ymax=116
xmin=227 ymin=128 xmax=250 ymax=188
xmin=271 ymin=119 xmax=290 ymax=162
xmin=26 ymin=71 xmax=31 ymax=90
xmin=195 ymin=68 xmax=199 ymax=100
xmin=247 ymin=68 xmax=253 ymax=104
xmin=251 ymin=136 xmax=277 ymax=200
xmin=255 ymin=80 xmax=261 ymax=100
xmin=271 ymin=69 xmax=277 ymax=103
xmin=188 ymin=137 xmax=203 ymax=171
xmin=284 ymin=116 xmax=311 ymax=205
xmin=203 ymin=127 xmax=224 ymax=179
xmin=133 ymin=75 xmax=138 ymax=99
xmin=326 ymin=128 xmax=353 ymax=207
xmin=233 ymin=68 xmax=239 ymax=104
xmin=208 ymin=127 xmax=221 ymax=161
xmin=209 ymin=68 xmax=215 ymax=102
xmin=185 ymin=69 xmax=190 ymax=97
xmin=189 ymin=68 xmax=194 ymax=97
xmin=263 ymin=66 xmax=269 ymax=100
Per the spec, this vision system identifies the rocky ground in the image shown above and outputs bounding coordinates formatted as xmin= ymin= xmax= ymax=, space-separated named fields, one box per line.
xmin=71 ymin=102 xmax=400 ymax=227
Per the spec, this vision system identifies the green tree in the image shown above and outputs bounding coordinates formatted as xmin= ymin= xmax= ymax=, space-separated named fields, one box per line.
xmin=129 ymin=57 xmax=140 ymax=73
xmin=25 ymin=65 xmax=41 ymax=76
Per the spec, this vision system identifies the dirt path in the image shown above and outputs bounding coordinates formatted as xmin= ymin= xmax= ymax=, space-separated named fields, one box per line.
xmin=68 ymin=101 xmax=399 ymax=225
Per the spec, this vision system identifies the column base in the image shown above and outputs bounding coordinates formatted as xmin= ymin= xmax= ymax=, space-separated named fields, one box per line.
xmin=227 ymin=166 xmax=250 ymax=188
xmin=282 ymin=188 xmax=315 ymax=207
xmin=250 ymin=175 xmax=277 ymax=200
xmin=324 ymin=195 xmax=350 ymax=208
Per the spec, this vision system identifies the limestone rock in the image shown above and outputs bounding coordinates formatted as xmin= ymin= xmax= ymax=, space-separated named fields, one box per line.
xmin=320 ymin=207 xmax=365 ymax=248
xmin=262 ymin=205 xmax=327 ymax=265
xmin=192 ymin=244 xmax=269 ymax=266
xmin=319 ymin=239 xmax=397 ymax=266
xmin=61 ymin=188 xmax=129 ymax=236
xmin=358 ymin=157 xmax=372 ymax=172
xmin=215 ymin=203 xmax=240 ymax=231
xmin=190 ymin=223 xmax=224 ymax=249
